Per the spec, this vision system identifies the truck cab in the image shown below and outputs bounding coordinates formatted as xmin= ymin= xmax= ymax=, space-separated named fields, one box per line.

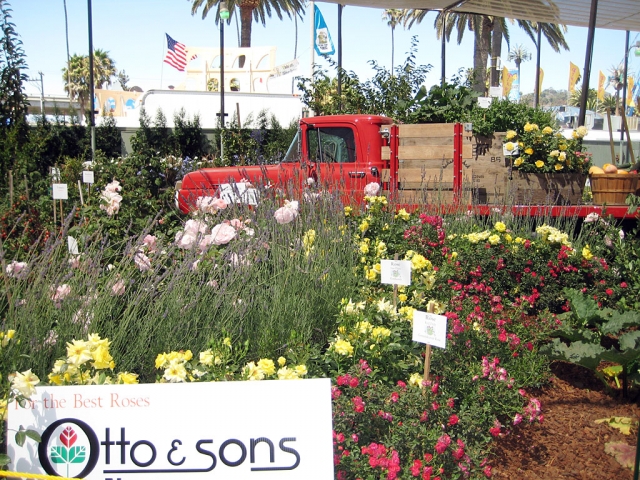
xmin=176 ymin=115 xmax=392 ymax=213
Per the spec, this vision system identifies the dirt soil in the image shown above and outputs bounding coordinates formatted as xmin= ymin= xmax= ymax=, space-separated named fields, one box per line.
xmin=491 ymin=362 xmax=640 ymax=479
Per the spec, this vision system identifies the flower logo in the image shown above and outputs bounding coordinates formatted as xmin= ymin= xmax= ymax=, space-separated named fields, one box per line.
xmin=39 ymin=418 xmax=99 ymax=479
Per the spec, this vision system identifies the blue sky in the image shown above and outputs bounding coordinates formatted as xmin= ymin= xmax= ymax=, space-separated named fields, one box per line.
xmin=11 ymin=0 xmax=640 ymax=100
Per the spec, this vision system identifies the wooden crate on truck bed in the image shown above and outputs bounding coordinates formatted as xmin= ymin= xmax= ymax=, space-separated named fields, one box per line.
xmin=385 ymin=124 xmax=509 ymax=205
xmin=463 ymin=132 xmax=510 ymax=205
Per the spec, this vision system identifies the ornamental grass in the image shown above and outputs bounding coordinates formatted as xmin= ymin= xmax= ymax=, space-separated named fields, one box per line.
xmin=1 ymin=176 xmax=638 ymax=478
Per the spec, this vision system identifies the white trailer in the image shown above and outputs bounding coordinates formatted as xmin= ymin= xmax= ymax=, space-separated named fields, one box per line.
xmin=127 ymin=89 xmax=302 ymax=129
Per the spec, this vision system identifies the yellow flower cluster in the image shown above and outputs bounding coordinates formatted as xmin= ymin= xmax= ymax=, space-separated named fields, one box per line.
xmin=331 ymin=338 xmax=354 ymax=356
xmin=535 ymin=224 xmax=573 ymax=248
xmin=155 ymin=350 xmax=194 ymax=383
xmin=504 ymin=122 xmax=591 ymax=174
xmin=0 ymin=329 xmax=16 ymax=348
xmin=341 ymin=298 xmax=366 ymax=315
xmin=405 ymin=250 xmax=432 ymax=272
xmin=49 ymin=334 xmax=138 ymax=385
xmin=303 ymin=229 xmax=316 ymax=256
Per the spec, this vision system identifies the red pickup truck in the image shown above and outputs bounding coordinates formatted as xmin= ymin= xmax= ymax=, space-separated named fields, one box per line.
xmin=176 ymin=114 xmax=634 ymax=219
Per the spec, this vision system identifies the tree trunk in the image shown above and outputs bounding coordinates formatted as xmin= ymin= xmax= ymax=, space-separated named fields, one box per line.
xmin=490 ymin=22 xmax=502 ymax=87
xmin=516 ymin=61 xmax=522 ymax=100
xmin=391 ymin=28 xmax=395 ymax=76
xmin=240 ymin=5 xmax=253 ymax=48
xmin=472 ymin=16 xmax=492 ymax=94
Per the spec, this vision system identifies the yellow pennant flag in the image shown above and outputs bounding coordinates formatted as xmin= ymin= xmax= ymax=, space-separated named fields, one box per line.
xmin=502 ymin=67 xmax=514 ymax=97
xmin=598 ymin=71 xmax=606 ymax=101
xmin=539 ymin=68 xmax=544 ymax=93
xmin=627 ymin=76 xmax=634 ymax=105
xmin=569 ymin=62 xmax=581 ymax=93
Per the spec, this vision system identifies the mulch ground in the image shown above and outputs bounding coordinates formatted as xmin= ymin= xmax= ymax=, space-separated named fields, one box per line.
xmin=490 ymin=362 xmax=640 ymax=479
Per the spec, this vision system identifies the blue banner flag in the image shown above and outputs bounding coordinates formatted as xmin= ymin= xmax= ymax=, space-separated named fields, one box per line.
xmin=314 ymin=5 xmax=335 ymax=56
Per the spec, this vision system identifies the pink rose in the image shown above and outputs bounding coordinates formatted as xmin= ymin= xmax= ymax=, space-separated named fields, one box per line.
xmin=274 ymin=200 xmax=299 ymax=224
xmin=210 ymin=222 xmax=237 ymax=245
xmin=196 ymin=196 xmax=228 ymax=214
xmin=134 ymin=252 xmax=151 ymax=271
xmin=111 ymin=279 xmax=126 ymax=296
xmin=6 ymin=261 xmax=27 ymax=279
xmin=364 ymin=182 xmax=380 ymax=196
xmin=142 ymin=235 xmax=157 ymax=253
xmin=51 ymin=284 xmax=71 ymax=302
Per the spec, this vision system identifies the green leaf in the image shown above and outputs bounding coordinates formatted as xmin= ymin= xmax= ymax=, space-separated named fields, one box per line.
xmin=601 ymin=311 xmax=640 ymax=335
xmin=619 ymin=330 xmax=640 ymax=351
xmin=600 ymin=347 xmax=640 ymax=367
xmin=540 ymin=338 xmax=605 ymax=370
xmin=15 ymin=430 xmax=26 ymax=447
xmin=25 ymin=430 xmax=41 ymax=443
xmin=0 ymin=454 xmax=11 ymax=466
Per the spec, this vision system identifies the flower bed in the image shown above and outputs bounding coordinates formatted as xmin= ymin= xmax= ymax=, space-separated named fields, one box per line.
xmin=1 ymin=177 xmax=638 ymax=478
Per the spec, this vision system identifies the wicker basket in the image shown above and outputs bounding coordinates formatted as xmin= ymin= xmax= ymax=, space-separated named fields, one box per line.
xmin=590 ymin=173 xmax=639 ymax=205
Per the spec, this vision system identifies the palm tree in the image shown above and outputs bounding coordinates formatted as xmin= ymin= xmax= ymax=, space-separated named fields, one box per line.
xmin=607 ymin=64 xmax=624 ymax=115
xmin=62 ymin=49 xmax=116 ymax=123
xmin=405 ymin=10 xmax=569 ymax=93
xmin=190 ymin=0 xmax=305 ymax=50
xmin=508 ymin=44 xmax=531 ymax=99
xmin=382 ymin=9 xmax=405 ymax=75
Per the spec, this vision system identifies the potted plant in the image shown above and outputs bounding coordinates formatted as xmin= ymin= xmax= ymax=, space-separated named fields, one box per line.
xmin=503 ymin=123 xmax=592 ymax=205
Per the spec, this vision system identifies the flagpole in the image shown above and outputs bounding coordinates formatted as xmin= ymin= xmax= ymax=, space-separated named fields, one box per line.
xmin=160 ymin=34 xmax=165 ymax=89
xmin=310 ymin=1 xmax=315 ymax=79
xmin=309 ymin=1 xmax=315 ymax=116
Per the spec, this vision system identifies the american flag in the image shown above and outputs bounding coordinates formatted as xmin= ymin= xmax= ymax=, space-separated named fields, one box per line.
xmin=164 ymin=33 xmax=187 ymax=72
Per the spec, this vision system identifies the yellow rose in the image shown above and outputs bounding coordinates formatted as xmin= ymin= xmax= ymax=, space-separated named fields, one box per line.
xmin=514 ymin=157 xmax=524 ymax=167
xmin=550 ymin=150 xmax=560 ymax=157
xmin=555 ymin=164 xmax=564 ymax=171
xmin=559 ymin=152 xmax=567 ymax=161
xmin=535 ymin=160 xmax=545 ymax=169
xmin=494 ymin=222 xmax=506 ymax=232
xmin=542 ymin=126 xmax=554 ymax=135
xmin=525 ymin=148 xmax=534 ymax=155
xmin=505 ymin=141 xmax=516 ymax=152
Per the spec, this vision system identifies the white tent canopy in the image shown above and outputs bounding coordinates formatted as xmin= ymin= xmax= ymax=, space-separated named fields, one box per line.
xmin=318 ymin=0 xmax=640 ymax=32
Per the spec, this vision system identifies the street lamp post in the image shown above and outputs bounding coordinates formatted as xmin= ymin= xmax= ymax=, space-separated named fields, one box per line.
xmin=621 ymin=34 xmax=640 ymax=140
xmin=219 ymin=2 xmax=229 ymax=159
xmin=28 ymin=72 xmax=45 ymax=116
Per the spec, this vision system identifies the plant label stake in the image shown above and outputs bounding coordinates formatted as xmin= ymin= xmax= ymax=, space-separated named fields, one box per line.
xmin=380 ymin=256 xmax=412 ymax=309
xmin=412 ymin=306 xmax=448 ymax=383
xmin=77 ymin=180 xmax=84 ymax=206
xmin=82 ymin=171 xmax=94 ymax=206
xmin=52 ymin=183 xmax=68 ymax=229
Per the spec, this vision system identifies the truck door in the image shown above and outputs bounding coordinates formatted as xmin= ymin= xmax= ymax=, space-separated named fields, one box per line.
xmin=306 ymin=126 xmax=373 ymax=203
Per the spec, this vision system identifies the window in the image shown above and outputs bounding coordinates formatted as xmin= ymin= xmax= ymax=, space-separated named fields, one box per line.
xmin=282 ymin=131 xmax=300 ymax=163
xmin=307 ymin=127 xmax=356 ymax=164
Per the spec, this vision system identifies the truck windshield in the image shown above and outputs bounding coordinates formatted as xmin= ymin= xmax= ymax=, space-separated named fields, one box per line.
xmin=308 ymin=127 xmax=356 ymax=163
xmin=282 ymin=131 xmax=300 ymax=163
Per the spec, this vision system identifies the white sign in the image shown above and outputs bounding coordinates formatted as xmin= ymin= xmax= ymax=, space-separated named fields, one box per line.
xmin=9 ymin=379 xmax=334 ymax=479
xmin=489 ymin=86 xmax=502 ymax=98
xmin=412 ymin=310 xmax=448 ymax=349
xmin=218 ymin=183 xmax=259 ymax=206
xmin=380 ymin=259 xmax=412 ymax=286
xmin=478 ymin=97 xmax=493 ymax=109
xmin=52 ymin=183 xmax=68 ymax=200
xmin=82 ymin=171 xmax=95 ymax=184
xmin=269 ymin=59 xmax=299 ymax=79
xmin=67 ymin=236 xmax=79 ymax=255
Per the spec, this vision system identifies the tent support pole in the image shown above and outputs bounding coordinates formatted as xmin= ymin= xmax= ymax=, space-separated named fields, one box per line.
xmin=578 ymin=0 xmax=599 ymax=127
